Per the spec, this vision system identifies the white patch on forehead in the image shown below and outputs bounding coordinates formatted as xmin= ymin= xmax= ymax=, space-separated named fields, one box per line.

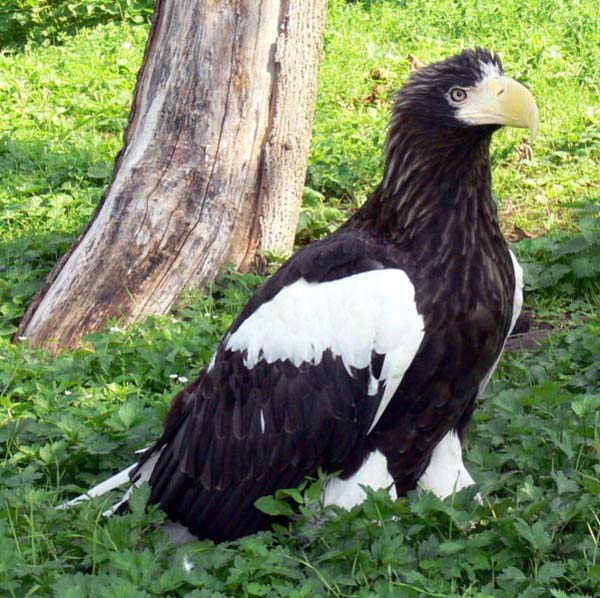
xmin=478 ymin=60 xmax=502 ymax=82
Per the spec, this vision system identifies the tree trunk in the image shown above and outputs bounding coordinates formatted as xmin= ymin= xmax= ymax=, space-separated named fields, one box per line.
xmin=16 ymin=0 xmax=328 ymax=354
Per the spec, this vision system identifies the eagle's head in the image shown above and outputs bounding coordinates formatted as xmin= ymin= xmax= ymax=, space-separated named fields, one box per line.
xmin=391 ymin=48 xmax=539 ymax=143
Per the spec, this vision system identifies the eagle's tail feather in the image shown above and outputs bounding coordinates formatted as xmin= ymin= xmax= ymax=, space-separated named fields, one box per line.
xmin=57 ymin=462 xmax=138 ymax=511
xmin=57 ymin=450 xmax=161 ymax=516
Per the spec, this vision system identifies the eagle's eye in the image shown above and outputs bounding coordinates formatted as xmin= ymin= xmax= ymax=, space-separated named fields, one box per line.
xmin=449 ymin=87 xmax=467 ymax=103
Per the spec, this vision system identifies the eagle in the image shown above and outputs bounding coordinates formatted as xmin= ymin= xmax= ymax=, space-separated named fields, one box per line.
xmin=65 ymin=48 xmax=538 ymax=544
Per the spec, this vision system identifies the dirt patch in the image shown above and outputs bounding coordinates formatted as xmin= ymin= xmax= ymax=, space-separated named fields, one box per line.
xmin=505 ymin=309 xmax=555 ymax=352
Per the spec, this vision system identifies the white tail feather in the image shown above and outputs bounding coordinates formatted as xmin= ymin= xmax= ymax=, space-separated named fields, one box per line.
xmin=57 ymin=450 xmax=161 ymax=514
xmin=57 ymin=463 xmax=138 ymax=510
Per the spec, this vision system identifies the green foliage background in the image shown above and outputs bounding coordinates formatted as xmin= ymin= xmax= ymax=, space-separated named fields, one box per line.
xmin=0 ymin=0 xmax=598 ymax=596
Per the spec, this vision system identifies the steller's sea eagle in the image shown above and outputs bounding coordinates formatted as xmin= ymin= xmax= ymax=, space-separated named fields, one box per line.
xmin=65 ymin=48 xmax=538 ymax=543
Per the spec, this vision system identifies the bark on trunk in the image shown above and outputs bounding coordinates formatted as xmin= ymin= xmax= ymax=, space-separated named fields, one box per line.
xmin=17 ymin=0 xmax=328 ymax=354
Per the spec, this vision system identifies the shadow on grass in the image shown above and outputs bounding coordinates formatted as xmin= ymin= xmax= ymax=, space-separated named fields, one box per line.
xmin=0 ymin=230 xmax=75 ymax=337
xmin=0 ymin=0 xmax=154 ymax=52
xmin=0 ymin=134 xmax=112 ymax=194
xmin=0 ymin=137 xmax=107 ymax=336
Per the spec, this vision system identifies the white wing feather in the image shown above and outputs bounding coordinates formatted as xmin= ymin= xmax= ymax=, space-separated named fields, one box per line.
xmin=226 ymin=269 xmax=425 ymax=431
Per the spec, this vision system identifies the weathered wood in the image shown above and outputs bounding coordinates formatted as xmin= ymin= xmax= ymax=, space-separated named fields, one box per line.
xmin=17 ymin=0 xmax=328 ymax=354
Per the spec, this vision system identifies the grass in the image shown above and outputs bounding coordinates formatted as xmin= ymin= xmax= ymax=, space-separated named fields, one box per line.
xmin=0 ymin=0 xmax=599 ymax=595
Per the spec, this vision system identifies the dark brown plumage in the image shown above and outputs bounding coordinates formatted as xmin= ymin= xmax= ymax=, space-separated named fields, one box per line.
xmin=101 ymin=48 xmax=537 ymax=542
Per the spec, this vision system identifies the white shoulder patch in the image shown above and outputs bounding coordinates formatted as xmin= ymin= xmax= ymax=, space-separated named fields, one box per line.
xmin=225 ymin=270 xmax=425 ymax=429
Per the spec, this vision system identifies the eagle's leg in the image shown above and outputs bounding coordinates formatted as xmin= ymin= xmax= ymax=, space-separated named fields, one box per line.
xmin=322 ymin=429 xmax=479 ymax=513
xmin=322 ymin=449 xmax=397 ymax=510
xmin=417 ymin=430 xmax=479 ymax=499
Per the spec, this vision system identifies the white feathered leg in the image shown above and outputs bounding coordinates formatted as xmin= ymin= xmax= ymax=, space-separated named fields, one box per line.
xmin=322 ymin=449 xmax=397 ymax=509
xmin=418 ymin=430 xmax=480 ymax=500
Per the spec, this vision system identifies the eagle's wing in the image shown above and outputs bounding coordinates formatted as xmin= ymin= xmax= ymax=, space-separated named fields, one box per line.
xmin=136 ymin=238 xmax=425 ymax=541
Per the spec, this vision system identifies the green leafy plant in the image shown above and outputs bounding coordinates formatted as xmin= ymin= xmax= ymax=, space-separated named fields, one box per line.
xmin=0 ymin=0 xmax=154 ymax=49
xmin=296 ymin=187 xmax=348 ymax=246
xmin=518 ymin=201 xmax=600 ymax=293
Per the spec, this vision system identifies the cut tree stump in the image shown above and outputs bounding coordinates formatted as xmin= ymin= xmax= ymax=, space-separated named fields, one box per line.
xmin=17 ymin=0 xmax=328 ymax=354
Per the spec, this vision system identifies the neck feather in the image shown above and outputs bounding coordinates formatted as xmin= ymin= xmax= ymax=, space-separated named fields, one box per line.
xmin=346 ymin=117 xmax=514 ymax=326
xmin=354 ymin=121 xmax=500 ymax=251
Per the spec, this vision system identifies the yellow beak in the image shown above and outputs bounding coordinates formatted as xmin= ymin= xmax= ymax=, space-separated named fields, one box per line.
xmin=457 ymin=76 xmax=539 ymax=139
